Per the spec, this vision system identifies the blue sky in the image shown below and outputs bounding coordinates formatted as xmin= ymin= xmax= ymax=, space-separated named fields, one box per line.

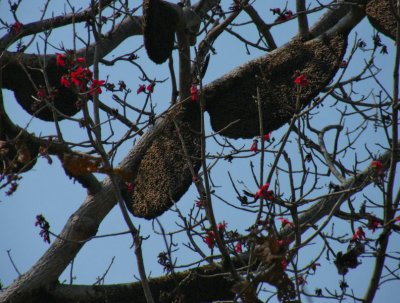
xmin=0 ymin=1 xmax=398 ymax=302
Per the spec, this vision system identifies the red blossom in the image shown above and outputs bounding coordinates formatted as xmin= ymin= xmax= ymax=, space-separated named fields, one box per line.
xmin=89 ymin=79 xmax=106 ymax=96
xmin=126 ymin=182 xmax=134 ymax=192
xmin=395 ymin=216 xmax=400 ymax=224
xmin=250 ymin=139 xmax=258 ymax=152
xmin=281 ymin=257 xmax=288 ymax=270
xmin=370 ymin=160 xmax=384 ymax=176
xmin=278 ymin=217 xmax=294 ymax=228
xmin=60 ymin=75 xmax=71 ymax=88
xmin=263 ymin=132 xmax=272 ymax=141
xmin=277 ymin=237 xmax=291 ymax=247
xmin=275 ymin=10 xmax=294 ymax=23
xmin=367 ymin=216 xmax=381 ymax=233
xmin=352 ymin=227 xmax=366 ymax=241
xmin=56 ymin=53 xmax=66 ymax=67
xmin=11 ymin=22 xmax=22 ymax=34
xmin=255 ymin=183 xmax=274 ymax=201
xmin=217 ymin=221 xmax=227 ymax=231
xmin=137 ymin=84 xmax=146 ymax=94
xmin=190 ymin=84 xmax=199 ymax=102
xmin=294 ymin=74 xmax=309 ymax=87
xmin=204 ymin=231 xmax=216 ymax=249
xmin=70 ymin=66 xmax=93 ymax=91
xmin=192 ymin=175 xmax=198 ymax=182
xmin=195 ymin=200 xmax=205 ymax=208
xmin=270 ymin=8 xmax=281 ymax=15
xmin=235 ymin=241 xmax=243 ymax=253
xmin=75 ymin=57 xmax=86 ymax=65
xmin=147 ymin=82 xmax=155 ymax=93
xmin=36 ymin=88 xmax=47 ymax=99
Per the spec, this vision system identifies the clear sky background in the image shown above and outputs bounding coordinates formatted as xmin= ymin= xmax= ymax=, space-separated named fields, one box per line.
xmin=0 ymin=1 xmax=398 ymax=302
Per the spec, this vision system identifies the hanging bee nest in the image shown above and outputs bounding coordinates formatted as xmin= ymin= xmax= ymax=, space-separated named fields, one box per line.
xmin=366 ymin=0 xmax=396 ymax=40
xmin=204 ymin=34 xmax=347 ymax=139
xmin=143 ymin=0 xmax=180 ymax=64
xmin=1 ymin=53 xmax=80 ymax=121
xmin=122 ymin=103 xmax=201 ymax=219
xmin=0 ymin=135 xmax=38 ymax=175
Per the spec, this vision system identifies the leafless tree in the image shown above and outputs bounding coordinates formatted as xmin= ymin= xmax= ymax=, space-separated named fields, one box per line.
xmin=0 ymin=0 xmax=399 ymax=302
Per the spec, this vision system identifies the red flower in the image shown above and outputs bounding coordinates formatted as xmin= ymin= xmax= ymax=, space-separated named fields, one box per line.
xmin=217 ymin=221 xmax=227 ymax=231
xmin=60 ymin=75 xmax=71 ymax=88
xmin=367 ymin=217 xmax=381 ymax=233
xmin=36 ymin=88 xmax=47 ymax=99
xmin=70 ymin=66 xmax=93 ymax=91
xmin=294 ymin=74 xmax=309 ymax=87
xmin=192 ymin=175 xmax=198 ymax=182
xmin=11 ymin=22 xmax=22 ymax=34
xmin=126 ymin=182 xmax=134 ymax=192
xmin=275 ymin=10 xmax=294 ymax=22
xmin=235 ymin=241 xmax=242 ymax=253
xmin=250 ymin=139 xmax=258 ymax=152
xmin=56 ymin=53 xmax=66 ymax=67
xmin=263 ymin=132 xmax=272 ymax=141
xmin=352 ymin=227 xmax=366 ymax=241
xmin=255 ymin=183 xmax=274 ymax=201
xmin=137 ymin=84 xmax=146 ymax=94
xmin=75 ymin=57 xmax=86 ymax=65
xmin=204 ymin=231 xmax=216 ymax=249
xmin=281 ymin=257 xmax=288 ymax=270
xmin=147 ymin=82 xmax=155 ymax=93
xmin=277 ymin=237 xmax=291 ymax=247
xmin=278 ymin=217 xmax=294 ymax=228
xmin=190 ymin=84 xmax=199 ymax=102
xmin=89 ymin=79 xmax=106 ymax=96
xmin=370 ymin=160 xmax=384 ymax=176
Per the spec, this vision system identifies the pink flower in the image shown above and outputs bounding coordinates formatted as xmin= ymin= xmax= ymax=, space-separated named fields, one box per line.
xmin=56 ymin=53 xmax=66 ymax=67
xmin=370 ymin=160 xmax=384 ymax=176
xmin=352 ymin=227 xmax=366 ymax=241
xmin=294 ymin=74 xmax=309 ymax=87
xmin=255 ymin=183 xmax=274 ymax=201
xmin=278 ymin=217 xmax=294 ymax=228
xmin=250 ymin=139 xmax=258 ymax=152
xmin=195 ymin=200 xmax=205 ymax=208
xmin=137 ymin=84 xmax=146 ymax=94
xmin=89 ymin=79 xmax=106 ymax=96
xmin=235 ymin=241 xmax=242 ymax=253
xmin=190 ymin=84 xmax=199 ymax=102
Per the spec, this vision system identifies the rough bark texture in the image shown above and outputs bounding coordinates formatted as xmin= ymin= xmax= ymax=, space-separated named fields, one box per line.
xmin=23 ymin=265 xmax=234 ymax=303
xmin=366 ymin=0 xmax=397 ymax=40
xmin=204 ymin=34 xmax=347 ymax=139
